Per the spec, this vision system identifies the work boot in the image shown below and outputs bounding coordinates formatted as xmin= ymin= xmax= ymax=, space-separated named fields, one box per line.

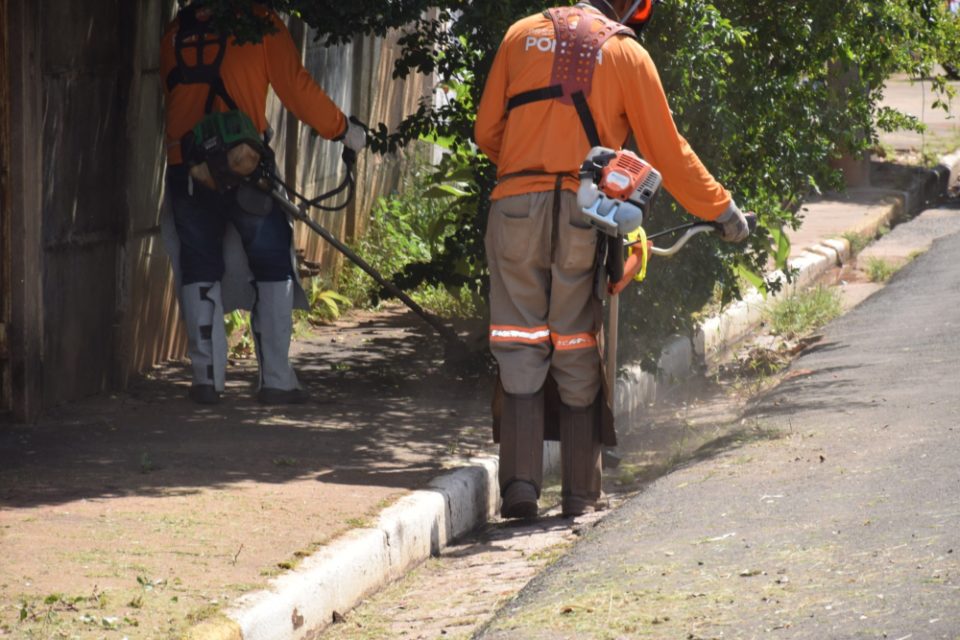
xmin=251 ymin=280 xmax=303 ymax=404
xmin=559 ymin=398 xmax=603 ymax=517
xmin=179 ymin=282 xmax=227 ymax=404
xmin=257 ymin=387 xmax=307 ymax=405
xmin=188 ymin=384 xmax=221 ymax=405
xmin=498 ymin=388 xmax=545 ymax=519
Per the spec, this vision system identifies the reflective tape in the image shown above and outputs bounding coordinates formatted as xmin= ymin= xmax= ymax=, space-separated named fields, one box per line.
xmin=551 ymin=332 xmax=597 ymax=351
xmin=490 ymin=325 xmax=551 ymax=344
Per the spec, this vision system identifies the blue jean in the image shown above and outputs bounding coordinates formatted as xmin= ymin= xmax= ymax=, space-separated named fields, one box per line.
xmin=166 ymin=164 xmax=294 ymax=284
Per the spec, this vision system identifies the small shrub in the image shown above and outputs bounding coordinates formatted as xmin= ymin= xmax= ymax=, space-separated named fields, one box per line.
xmin=338 ymin=156 xmax=479 ymax=319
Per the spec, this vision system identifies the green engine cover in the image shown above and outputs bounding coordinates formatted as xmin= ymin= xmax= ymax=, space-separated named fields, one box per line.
xmin=192 ymin=109 xmax=264 ymax=155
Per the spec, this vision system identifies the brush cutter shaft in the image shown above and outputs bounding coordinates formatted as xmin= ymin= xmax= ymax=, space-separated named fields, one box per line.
xmin=649 ymin=223 xmax=720 ymax=256
xmin=269 ymin=191 xmax=460 ymax=344
xmin=628 ymin=213 xmax=756 ymax=256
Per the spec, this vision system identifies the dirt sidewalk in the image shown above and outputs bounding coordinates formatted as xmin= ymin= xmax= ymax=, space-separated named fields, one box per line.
xmin=0 ymin=308 xmax=493 ymax=639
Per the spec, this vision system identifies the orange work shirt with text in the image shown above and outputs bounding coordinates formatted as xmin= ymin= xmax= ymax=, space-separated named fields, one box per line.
xmin=160 ymin=9 xmax=346 ymax=165
xmin=475 ymin=7 xmax=731 ymax=220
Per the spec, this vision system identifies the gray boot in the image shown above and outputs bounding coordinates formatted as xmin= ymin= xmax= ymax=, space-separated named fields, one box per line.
xmin=179 ymin=282 xmax=227 ymax=403
xmin=559 ymin=398 xmax=603 ymax=517
xmin=499 ymin=388 xmax=545 ymax=519
xmin=251 ymin=280 xmax=304 ymax=404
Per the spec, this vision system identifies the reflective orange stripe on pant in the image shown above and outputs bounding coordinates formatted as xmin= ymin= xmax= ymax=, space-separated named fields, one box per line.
xmin=490 ymin=326 xmax=596 ymax=351
xmin=551 ymin=332 xmax=598 ymax=352
xmin=490 ymin=325 xmax=551 ymax=345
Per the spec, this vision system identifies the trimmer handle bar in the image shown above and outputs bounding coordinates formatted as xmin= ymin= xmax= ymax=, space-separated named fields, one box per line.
xmin=626 ymin=213 xmax=757 ymax=256
xmin=609 ymin=213 xmax=756 ymax=295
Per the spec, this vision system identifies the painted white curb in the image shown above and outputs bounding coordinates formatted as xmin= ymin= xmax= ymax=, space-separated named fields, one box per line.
xmin=223 ymin=458 xmax=499 ymax=640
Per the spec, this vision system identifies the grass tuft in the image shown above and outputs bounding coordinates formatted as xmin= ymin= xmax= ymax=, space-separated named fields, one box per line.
xmin=767 ymin=286 xmax=842 ymax=339
xmin=864 ymin=257 xmax=896 ymax=282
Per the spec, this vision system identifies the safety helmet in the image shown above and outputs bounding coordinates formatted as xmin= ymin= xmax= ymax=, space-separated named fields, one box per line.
xmin=586 ymin=0 xmax=658 ymax=31
xmin=620 ymin=0 xmax=657 ymax=30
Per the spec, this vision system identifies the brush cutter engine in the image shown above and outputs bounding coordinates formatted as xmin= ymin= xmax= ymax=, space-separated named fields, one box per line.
xmin=577 ymin=146 xmax=662 ymax=237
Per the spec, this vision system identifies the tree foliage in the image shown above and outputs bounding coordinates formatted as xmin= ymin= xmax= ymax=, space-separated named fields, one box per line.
xmin=192 ymin=0 xmax=960 ymax=365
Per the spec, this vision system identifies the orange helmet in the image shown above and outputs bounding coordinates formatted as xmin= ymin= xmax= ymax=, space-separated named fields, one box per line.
xmin=621 ymin=0 xmax=657 ymax=29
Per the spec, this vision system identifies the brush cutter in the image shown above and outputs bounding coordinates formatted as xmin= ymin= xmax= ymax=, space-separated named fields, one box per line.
xmin=602 ymin=214 xmax=758 ymax=396
xmin=259 ymin=125 xmax=476 ymax=364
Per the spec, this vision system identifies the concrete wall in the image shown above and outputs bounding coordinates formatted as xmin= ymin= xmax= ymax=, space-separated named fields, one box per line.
xmin=4 ymin=1 xmax=433 ymax=420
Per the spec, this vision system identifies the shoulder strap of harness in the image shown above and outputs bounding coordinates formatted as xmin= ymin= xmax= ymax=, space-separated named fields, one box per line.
xmin=505 ymin=6 xmax=633 ymax=148
xmin=166 ymin=6 xmax=239 ymax=114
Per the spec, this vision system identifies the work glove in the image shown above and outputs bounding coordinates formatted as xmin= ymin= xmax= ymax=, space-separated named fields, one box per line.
xmin=715 ymin=202 xmax=750 ymax=243
xmin=341 ymin=118 xmax=368 ymax=153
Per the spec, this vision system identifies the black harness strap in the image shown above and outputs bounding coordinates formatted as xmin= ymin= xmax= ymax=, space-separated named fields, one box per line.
xmin=504 ymin=85 xmax=602 ymax=149
xmin=505 ymin=84 xmax=603 ymax=149
xmin=167 ymin=7 xmax=239 ymax=114
xmin=571 ymin=90 xmax=602 ymax=148
xmin=506 ymin=85 xmax=564 ymax=111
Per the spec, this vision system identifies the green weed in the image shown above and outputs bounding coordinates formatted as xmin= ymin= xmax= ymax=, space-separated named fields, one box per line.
xmin=767 ymin=286 xmax=842 ymax=339
xmin=345 ymin=517 xmax=372 ymax=528
xmin=864 ymin=256 xmax=896 ymax=282
xmin=224 ymin=310 xmax=255 ymax=359
xmin=841 ymin=231 xmax=871 ymax=255
xmin=301 ymin=276 xmax=352 ymax=324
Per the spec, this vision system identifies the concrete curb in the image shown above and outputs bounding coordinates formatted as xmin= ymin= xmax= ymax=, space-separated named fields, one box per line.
xmin=185 ymin=156 xmax=959 ymax=640
xmin=190 ymin=458 xmax=499 ymax=640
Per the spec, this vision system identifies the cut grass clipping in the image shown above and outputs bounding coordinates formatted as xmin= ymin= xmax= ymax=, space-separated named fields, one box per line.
xmin=767 ymin=285 xmax=842 ymax=339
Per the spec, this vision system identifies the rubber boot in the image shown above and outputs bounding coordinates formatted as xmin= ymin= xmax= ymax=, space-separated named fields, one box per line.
xmin=498 ymin=388 xmax=545 ymax=519
xmin=251 ymin=280 xmax=305 ymax=405
xmin=179 ymin=282 xmax=227 ymax=404
xmin=559 ymin=398 xmax=603 ymax=517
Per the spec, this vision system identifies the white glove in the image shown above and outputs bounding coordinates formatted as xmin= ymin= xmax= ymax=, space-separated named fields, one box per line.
xmin=341 ymin=119 xmax=367 ymax=153
xmin=715 ymin=202 xmax=749 ymax=243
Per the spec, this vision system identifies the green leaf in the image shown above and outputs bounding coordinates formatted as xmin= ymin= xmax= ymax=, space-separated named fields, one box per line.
xmin=423 ymin=184 xmax=469 ymax=198
xmin=736 ymin=264 xmax=766 ymax=296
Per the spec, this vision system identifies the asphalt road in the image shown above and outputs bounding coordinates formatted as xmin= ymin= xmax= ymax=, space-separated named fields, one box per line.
xmin=477 ymin=210 xmax=960 ymax=639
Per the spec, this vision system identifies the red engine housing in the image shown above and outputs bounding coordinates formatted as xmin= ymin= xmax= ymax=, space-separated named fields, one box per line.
xmin=599 ymin=151 xmax=654 ymax=201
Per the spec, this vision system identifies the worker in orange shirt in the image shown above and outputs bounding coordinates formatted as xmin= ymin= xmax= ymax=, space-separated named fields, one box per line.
xmin=160 ymin=0 xmax=365 ymax=405
xmin=475 ymin=0 xmax=750 ymax=519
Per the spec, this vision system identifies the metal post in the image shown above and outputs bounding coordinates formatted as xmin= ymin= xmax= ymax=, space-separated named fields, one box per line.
xmin=605 ymin=293 xmax=618 ymax=408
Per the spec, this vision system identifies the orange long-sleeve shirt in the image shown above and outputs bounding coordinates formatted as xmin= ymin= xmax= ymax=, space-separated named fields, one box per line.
xmin=475 ymin=6 xmax=731 ymax=220
xmin=161 ymin=8 xmax=346 ymax=165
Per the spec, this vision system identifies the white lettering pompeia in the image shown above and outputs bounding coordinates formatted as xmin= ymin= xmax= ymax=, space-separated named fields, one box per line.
xmin=523 ymin=36 xmax=604 ymax=64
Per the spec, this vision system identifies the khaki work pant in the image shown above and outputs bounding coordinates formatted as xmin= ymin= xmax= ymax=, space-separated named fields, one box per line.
xmin=485 ymin=187 xmax=602 ymax=408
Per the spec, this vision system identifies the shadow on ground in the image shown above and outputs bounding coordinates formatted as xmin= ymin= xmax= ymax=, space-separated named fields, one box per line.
xmin=0 ymin=308 xmax=496 ymax=509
